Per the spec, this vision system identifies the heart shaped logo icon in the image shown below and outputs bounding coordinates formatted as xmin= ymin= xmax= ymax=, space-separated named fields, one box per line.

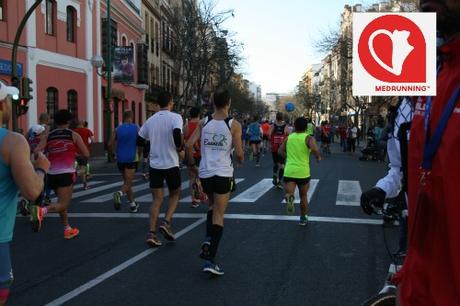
xmin=368 ymin=29 xmax=414 ymax=76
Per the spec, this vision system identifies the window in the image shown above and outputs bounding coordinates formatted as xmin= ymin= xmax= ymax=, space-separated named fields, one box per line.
xmin=150 ymin=18 xmax=154 ymax=53
xmin=121 ymin=36 xmax=127 ymax=46
xmin=67 ymin=90 xmax=78 ymax=118
xmin=0 ymin=0 xmax=5 ymax=21
xmin=45 ymin=0 xmax=55 ymax=35
xmin=46 ymin=87 xmax=58 ymax=122
xmin=66 ymin=6 xmax=76 ymax=42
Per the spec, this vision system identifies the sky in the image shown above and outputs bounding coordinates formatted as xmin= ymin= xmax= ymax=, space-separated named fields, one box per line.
xmin=214 ymin=0 xmax=364 ymax=94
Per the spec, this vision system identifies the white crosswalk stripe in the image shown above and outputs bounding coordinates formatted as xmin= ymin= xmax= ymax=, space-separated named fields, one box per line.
xmin=336 ymin=180 xmax=362 ymax=206
xmin=82 ymin=182 xmax=150 ymax=203
xmin=70 ymin=180 xmax=140 ymax=200
xmin=136 ymin=180 xmax=191 ymax=203
xmin=50 ymin=181 xmax=104 ymax=200
xmin=231 ymin=179 xmax=273 ymax=203
xmin=281 ymin=179 xmax=319 ymax=204
xmin=180 ymin=179 xmax=245 ymax=203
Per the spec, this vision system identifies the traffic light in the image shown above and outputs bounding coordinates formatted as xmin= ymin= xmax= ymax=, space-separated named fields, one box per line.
xmin=101 ymin=18 xmax=118 ymax=71
xmin=10 ymin=76 xmax=20 ymax=104
xmin=17 ymin=98 xmax=29 ymax=116
xmin=21 ymin=77 xmax=33 ymax=101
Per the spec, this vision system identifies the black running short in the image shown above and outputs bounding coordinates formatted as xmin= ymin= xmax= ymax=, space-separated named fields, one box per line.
xmin=249 ymin=140 xmax=261 ymax=145
xmin=47 ymin=173 xmax=76 ymax=190
xmin=149 ymin=167 xmax=181 ymax=190
xmin=263 ymin=135 xmax=269 ymax=141
xmin=283 ymin=176 xmax=311 ymax=186
xmin=117 ymin=162 xmax=138 ymax=172
xmin=76 ymin=156 xmax=88 ymax=167
xmin=272 ymin=152 xmax=285 ymax=164
xmin=201 ymin=176 xmax=234 ymax=195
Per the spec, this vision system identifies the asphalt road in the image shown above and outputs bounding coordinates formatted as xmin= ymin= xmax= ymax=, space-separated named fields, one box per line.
xmin=8 ymin=144 xmax=399 ymax=306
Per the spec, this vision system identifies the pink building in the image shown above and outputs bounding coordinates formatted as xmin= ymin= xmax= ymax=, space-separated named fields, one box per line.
xmin=0 ymin=0 xmax=146 ymax=152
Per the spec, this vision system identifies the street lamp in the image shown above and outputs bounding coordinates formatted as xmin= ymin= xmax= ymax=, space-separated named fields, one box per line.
xmin=91 ymin=55 xmax=105 ymax=72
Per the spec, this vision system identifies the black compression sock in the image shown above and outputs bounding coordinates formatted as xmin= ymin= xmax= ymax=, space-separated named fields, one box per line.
xmin=209 ymin=224 xmax=224 ymax=259
xmin=206 ymin=210 xmax=213 ymax=238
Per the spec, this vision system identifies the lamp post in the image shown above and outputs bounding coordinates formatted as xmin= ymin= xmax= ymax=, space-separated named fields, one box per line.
xmin=10 ymin=0 xmax=44 ymax=131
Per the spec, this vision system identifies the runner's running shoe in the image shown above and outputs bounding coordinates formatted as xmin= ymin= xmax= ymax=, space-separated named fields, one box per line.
xmin=191 ymin=201 xmax=200 ymax=208
xmin=276 ymin=182 xmax=283 ymax=190
xmin=200 ymin=240 xmax=211 ymax=259
xmin=64 ymin=227 xmax=80 ymax=239
xmin=30 ymin=205 xmax=45 ymax=232
xmin=113 ymin=191 xmax=122 ymax=211
xmin=129 ymin=202 xmax=139 ymax=213
xmin=146 ymin=232 xmax=162 ymax=247
xmin=203 ymin=260 xmax=224 ymax=276
xmin=159 ymin=221 xmax=175 ymax=241
xmin=299 ymin=215 xmax=308 ymax=226
xmin=286 ymin=195 xmax=295 ymax=215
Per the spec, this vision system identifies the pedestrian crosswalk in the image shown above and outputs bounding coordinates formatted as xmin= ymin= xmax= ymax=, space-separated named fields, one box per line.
xmin=67 ymin=177 xmax=365 ymax=207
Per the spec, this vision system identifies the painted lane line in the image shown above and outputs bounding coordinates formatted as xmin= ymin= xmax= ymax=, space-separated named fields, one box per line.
xmin=281 ymin=179 xmax=319 ymax=204
xmin=336 ymin=180 xmax=362 ymax=206
xmin=179 ymin=178 xmax=245 ymax=203
xmin=69 ymin=180 xmax=138 ymax=199
xmin=137 ymin=180 xmax=191 ymax=203
xmin=49 ymin=181 xmax=104 ymax=200
xmin=82 ymin=182 xmax=150 ymax=203
xmin=230 ymin=179 xmax=273 ymax=203
xmin=44 ymin=218 xmax=206 ymax=306
xmin=35 ymin=213 xmax=382 ymax=225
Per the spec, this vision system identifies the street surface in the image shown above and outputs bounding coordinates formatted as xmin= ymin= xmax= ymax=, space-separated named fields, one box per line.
xmin=9 ymin=144 xmax=398 ymax=306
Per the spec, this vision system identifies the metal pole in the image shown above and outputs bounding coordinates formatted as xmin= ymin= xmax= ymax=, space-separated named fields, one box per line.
xmin=105 ymin=0 xmax=113 ymax=162
xmin=11 ymin=0 xmax=44 ymax=131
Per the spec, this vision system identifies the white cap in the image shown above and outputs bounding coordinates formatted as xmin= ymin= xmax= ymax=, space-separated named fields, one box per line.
xmin=30 ymin=124 xmax=45 ymax=135
xmin=0 ymin=81 xmax=19 ymax=101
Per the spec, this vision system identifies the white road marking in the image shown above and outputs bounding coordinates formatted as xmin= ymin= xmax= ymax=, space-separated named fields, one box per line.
xmin=179 ymin=178 xmax=245 ymax=203
xmin=82 ymin=182 xmax=150 ymax=203
xmin=336 ymin=180 xmax=362 ymax=206
xmin=36 ymin=213 xmax=382 ymax=225
xmin=136 ymin=180 xmax=191 ymax=203
xmin=44 ymin=218 xmax=206 ymax=306
xmin=281 ymin=179 xmax=319 ymax=204
xmin=231 ymin=179 xmax=273 ymax=203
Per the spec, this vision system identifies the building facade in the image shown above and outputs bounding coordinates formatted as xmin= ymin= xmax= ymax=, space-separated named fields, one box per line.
xmin=0 ymin=0 xmax=146 ymax=151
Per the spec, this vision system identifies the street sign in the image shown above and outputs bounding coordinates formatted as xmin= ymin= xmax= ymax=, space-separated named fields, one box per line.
xmin=0 ymin=59 xmax=23 ymax=77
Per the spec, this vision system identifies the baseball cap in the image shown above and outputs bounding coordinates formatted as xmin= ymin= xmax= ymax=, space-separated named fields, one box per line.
xmin=0 ymin=81 xmax=19 ymax=100
xmin=30 ymin=124 xmax=45 ymax=135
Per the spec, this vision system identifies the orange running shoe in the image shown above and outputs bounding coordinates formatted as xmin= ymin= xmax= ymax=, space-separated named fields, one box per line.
xmin=30 ymin=205 xmax=45 ymax=232
xmin=64 ymin=227 xmax=80 ymax=240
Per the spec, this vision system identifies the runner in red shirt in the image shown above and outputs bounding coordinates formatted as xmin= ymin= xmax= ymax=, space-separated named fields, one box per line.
xmin=73 ymin=120 xmax=94 ymax=189
xmin=184 ymin=107 xmax=206 ymax=208
xmin=395 ymin=2 xmax=460 ymax=304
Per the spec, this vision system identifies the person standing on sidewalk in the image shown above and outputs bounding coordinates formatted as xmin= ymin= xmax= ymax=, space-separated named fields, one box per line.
xmin=32 ymin=110 xmax=89 ymax=239
xmin=0 ymin=82 xmax=50 ymax=306
xmin=184 ymin=107 xmax=205 ymax=208
xmin=186 ymin=90 xmax=244 ymax=275
xmin=110 ymin=111 xmax=140 ymax=213
xmin=279 ymin=117 xmax=321 ymax=226
xmin=348 ymin=122 xmax=358 ymax=154
xmin=139 ymin=92 xmax=184 ymax=247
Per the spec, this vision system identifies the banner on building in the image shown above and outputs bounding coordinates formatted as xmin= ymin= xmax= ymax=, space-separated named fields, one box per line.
xmin=353 ymin=13 xmax=436 ymax=96
xmin=113 ymin=46 xmax=134 ymax=84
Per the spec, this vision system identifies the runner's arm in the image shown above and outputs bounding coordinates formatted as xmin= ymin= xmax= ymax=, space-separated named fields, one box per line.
xmin=10 ymin=134 xmax=48 ymax=200
xmin=231 ymin=120 xmax=244 ymax=164
xmin=278 ymin=138 xmax=287 ymax=158
xmin=306 ymin=136 xmax=321 ymax=161
xmin=73 ymin=132 xmax=90 ymax=158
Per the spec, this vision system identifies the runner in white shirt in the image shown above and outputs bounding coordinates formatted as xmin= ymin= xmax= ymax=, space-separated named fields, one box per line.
xmin=186 ymin=90 xmax=244 ymax=276
xmin=138 ymin=92 xmax=184 ymax=247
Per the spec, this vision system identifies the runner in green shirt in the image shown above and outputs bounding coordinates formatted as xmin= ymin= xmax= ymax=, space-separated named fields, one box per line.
xmin=279 ymin=117 xmax=321 ymax=226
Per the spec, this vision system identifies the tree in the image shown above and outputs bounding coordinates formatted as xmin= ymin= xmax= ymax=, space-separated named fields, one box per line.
xmin=169 ymin=0 xmax=242 ymax=108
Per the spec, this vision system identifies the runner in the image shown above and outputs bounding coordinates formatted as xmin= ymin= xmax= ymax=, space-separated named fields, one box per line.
xmin=185 ymin=90 xmax=244 ymax=275
xmin=110 ymin=111 xmax=140 ymax=213
xmin=270 ymin=112 xmax=288 ymax=189
xmin=74 ymin=120 xmax=94 ymax=189
xmin=31 ymin=110 xmax=89 ymax=239
xmin=0 ymin=81 xmax=50 ymax=306
xmin=321 ymin=120 xmax=331 ymax=155
xmin=138 ymin=91 xmax=184 ymax=247
xmin=261 ymin=119 xmax=270 ymax=153
xmin=141 ymin=102 xmax=160 ymax=181
xmin=279 ymin=117 xmax=321 ymax=225
xmin=241 ymin=119 xmax=249 ymax=153
xmin=247 ymin=115 xmax=262 ymax=167
xmin=184 ymin=106 xmax=205 ymax=208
